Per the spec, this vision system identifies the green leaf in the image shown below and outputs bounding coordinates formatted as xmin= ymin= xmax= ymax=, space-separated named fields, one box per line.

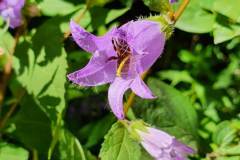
xmin=212 ymin=121 xmax=236 ymax=147
xmin=139 ymin=149 xmax=153 ymax=160
xmin=79 ymin=114 xmax=116 ymax=148
xmin=133 ymin=79 xmax=198 ymax=149
xmin=58 ymin=129 xmax=86 ymax=160
xmin=175 ymin=0 xmax=215 ymax=33
xmin=99 ymin=122 xmax=142 ymax=160
xmin=143 ymin=0 xmax=170 ymax=13
xmin=213 ymin=17 xmax=240 ymax=44
xmin=39 ymin=0 xmax=79 ymax=16
xmin=105 ymin=8 xmax=129 ymax=24
xmin=158 ymin=70 xmax=194 ymax=86
xmin=87 ymin=0 xmax=114 ymax=8
xmin=213 ymin=56 xmax=239 ymax=89
xmin=217 ymin=157 xmax=240 ymax=160
xmin=0 ymin=29 xmax=14 ymax=55
xmin=199 ymin=0 xmax=215 ymax=11
xmin=9 ymin=93 xmax=52 ymax=154
xmin=218 ymin=145 xmax=240 ymax=155
xmin=13 ymin=16 xmax=68 ymax=121
xmin=72 ymin=6 xmax=91 ymax=28
xmin=0 ymin=17 xmax=3 ymax=26
xmin=0 ymin=142 xmax=29 ymax=160
xmin=213 ymin=0 xmax=240 ymax=23
xmin=11 ymin=16 xmax=68 ymax=158
xmin=212 ymin=120 xmax=240 ymax=159
xmin=89 ymin=7 xmax=108 ymax=30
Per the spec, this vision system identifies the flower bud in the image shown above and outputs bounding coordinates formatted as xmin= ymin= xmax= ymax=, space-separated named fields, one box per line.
xmin=127 ymin=120 xmax=195 ymax=160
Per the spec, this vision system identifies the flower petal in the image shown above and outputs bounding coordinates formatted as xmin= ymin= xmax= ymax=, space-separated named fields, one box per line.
xmin=68 ymin=51 xmax=117 ymax=86
xmin=1 ymin=8 xmax=22 ymax=28
xmin=108 ymin=77 xmax=132 ymax=119
xmin=141 ymin=141 xmax=163 ymax=158
xmin=139 ymin=127 xmax=173 ymax=149
xmin=173 ymin=139 xmax=195 ymax=155
xmin=0 ymin=0 xmax=24 ymax=28
xmin=120 ymin=20 xmax=166 ymax=72
xmin=70 ymin=20 xmax=116 ymax=55
xmin=7 ymin=0 xmax=25 ymax=8
xmin=130 ymin=76 xmax=156 ymax=99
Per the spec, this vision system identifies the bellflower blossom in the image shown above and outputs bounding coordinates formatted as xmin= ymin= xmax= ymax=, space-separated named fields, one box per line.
xmin=68 ymin=20 xmax=165 ymax=119
xmin=0 ymin=0 xmax=25 ymax=28
xmin=137 ymin=127 xmax=194 ymax=160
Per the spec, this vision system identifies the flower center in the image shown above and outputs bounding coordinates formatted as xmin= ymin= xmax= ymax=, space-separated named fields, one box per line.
xmin=111 ymin=37 xmax=131 ymax=77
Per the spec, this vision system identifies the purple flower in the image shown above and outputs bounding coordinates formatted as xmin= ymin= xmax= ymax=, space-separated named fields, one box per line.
xmin=0 ymin=0 xmax=25 ymax=28
xmin=68 ymin=20 xmax=165 ymax=119
xmin=169 ymin=0 xmax=178 ymax=3
xmin=137 ymin=127 xmax=195 ymax=160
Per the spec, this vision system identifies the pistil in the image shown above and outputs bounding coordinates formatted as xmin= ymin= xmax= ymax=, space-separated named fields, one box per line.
xmin=116 ymin=55 xmax=130 ymax=77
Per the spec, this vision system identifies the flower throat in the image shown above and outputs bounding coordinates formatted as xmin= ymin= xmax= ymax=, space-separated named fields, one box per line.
xmin=110 ymin=37 xmax=131 ymax=77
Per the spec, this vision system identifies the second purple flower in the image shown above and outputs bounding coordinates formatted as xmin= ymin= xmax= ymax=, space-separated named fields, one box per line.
xmin=68 ymin=20 xmax=166 ymax=119
xmin=0 ymin=0 xmax=25 ymax=28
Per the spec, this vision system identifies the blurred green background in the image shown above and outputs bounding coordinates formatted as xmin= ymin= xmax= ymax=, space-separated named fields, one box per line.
xmin=0 ymin=0 xmax=240 ymax=160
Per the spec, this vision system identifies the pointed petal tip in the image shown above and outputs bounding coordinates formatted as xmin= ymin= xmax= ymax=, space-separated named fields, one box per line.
xmin=149 ymin=94 xmax=157 ymax=99
xmin=116 ymin=112 xmax=125 ymax=120
xmin=70 ymin=20 xmax=78 ymax=30
xmin=131 ymin=76 xmax=156 ymax=99
xmin=173 ymin=138 xmax=196 ymax=155
xmin=67 ymin=72 xmax=74 ymax=81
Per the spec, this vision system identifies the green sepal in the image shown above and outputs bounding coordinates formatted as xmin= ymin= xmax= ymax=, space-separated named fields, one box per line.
xmin=118 ymin=120 xmax=149 ymax=142
xmin=147 ymin=14 xmax=175 ymax=39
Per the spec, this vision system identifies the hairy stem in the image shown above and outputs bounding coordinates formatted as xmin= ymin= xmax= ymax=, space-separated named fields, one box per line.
xmin=174 ymin=0 xmax=190 ymax=21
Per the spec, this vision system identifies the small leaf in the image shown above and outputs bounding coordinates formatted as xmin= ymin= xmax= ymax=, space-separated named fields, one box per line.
xmin=213 ymin=0 xmax=240 ymax=23
xmin=99 ymin=122 xmax=142 ymax=160
xmin=0 ymin=142 xmax=29 ymax=160
xmin=212 ymin=121 xmax=236 ymax=147
xmin=58 ymin=129 xmax=86 ymax=160
xmin=213 ymin=56 xmax=239 ymax=89
xmin=158 ymin=70 xmax=194 ymax=86
xmin=105 ymin=8 xmax=129 ymax=24
xmin=133 ymin=79 xmax=198 ymax=149
xmin=213 ymin=16 xmax=240 ymax=44
xmin=39 ymin=0 xmax=79 ymax=16
xmin=218 ymin=145 xmax=240 ymax=155
xmin=0 ymin=29 xmax=14 ymax=55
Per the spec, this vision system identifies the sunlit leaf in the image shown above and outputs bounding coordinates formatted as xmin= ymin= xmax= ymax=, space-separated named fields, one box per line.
xmin=58 ymin=129 xmax=87 ymax=160
xmin=175 ymin=0 xmax=215 ymax=33
xmin=213 ymin=0 xmax=240 ymax=23
xmin=99 ymin=122 xmax=142 ymax=160
xmin=0 ymin=142 xmax=29 ymax=160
